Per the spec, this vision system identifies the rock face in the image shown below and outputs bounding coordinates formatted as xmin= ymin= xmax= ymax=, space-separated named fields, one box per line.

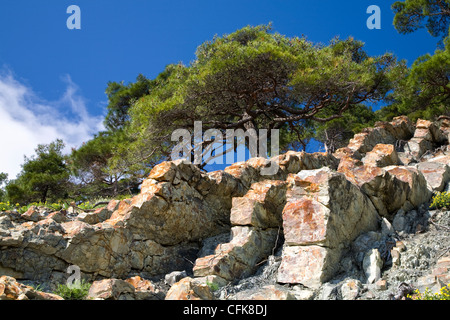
xmin=277 ymin=168 xmax=379 ymax=288
xmin=1 ymin=116 xmax=450 ymax=300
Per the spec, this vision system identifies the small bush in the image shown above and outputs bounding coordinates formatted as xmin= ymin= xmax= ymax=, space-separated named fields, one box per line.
xmin=206 ymin=280 xmax=219 ymax=292
xmin=430 ymin=192 xmax=450 ymax=209
xmin=53 ymin=280 xmax=91 ymax=300
xmin=410 ymin=285 xmax=450 ymax=300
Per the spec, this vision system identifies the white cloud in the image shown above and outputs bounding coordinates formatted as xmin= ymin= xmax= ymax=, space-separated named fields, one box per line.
xmin=0 ymin=71 xmax=105 ymax=180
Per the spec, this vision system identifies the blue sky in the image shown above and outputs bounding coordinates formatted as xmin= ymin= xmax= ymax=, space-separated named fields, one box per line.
xmin=0 ymin=0 xmax=440 ymax=178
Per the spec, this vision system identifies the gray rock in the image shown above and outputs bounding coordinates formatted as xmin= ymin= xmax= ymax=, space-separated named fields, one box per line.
xmin=363 ymin=249 xmax=383 ymax=284
xmin=165 ymin=270 xmax=188 ymax=286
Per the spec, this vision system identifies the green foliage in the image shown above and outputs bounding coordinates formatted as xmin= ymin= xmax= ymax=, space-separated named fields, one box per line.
xmin=5 ymin=140 xmax=71 ymax=205
xmin=308 ymin=104 xmax=379 ymax=152
xmin=0 ymin=172 xmax=7 ymax=202
xmin=430 ymin=191 xmax=450 ymax=208
xmin=392 ymin=0 xmax=450 ymax=45
xmin=206 ymin=280 xmax=219 ymax=292
xmin=379 ymin=0 xmax=450 ymax=122
xmin=380 ymin=38 xmax=450 ymax=122
xmin=68 ymin=131 xmax=141 ymax=198
xmin=0 ymin=201 xmax=14 ymax=212
xmin=104 ymin=74 xmax=155 ymax=132
xmin=410 ymin=284 xmax=450 ymax=300
xmin=53 ymin=280 xmax=91 ymax=300
xmin=125 ymin=25 xmax=402 ymax=166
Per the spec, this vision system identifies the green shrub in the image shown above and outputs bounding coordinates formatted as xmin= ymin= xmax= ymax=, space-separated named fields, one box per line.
xmin=53 ymin=280 xmax=91 ymax=300
xmin=410 ymin=285 xmax=450 ymax=300
xmin=430 ymin=192 xmax=450 ymax=209
xmin=206 ymin=280 xmax=219 ymax=292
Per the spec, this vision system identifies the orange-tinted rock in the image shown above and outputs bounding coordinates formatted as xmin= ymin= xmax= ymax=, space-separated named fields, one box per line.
xmin=283 ymin=198 xmax=328 ymax=246
xmin=165 ymin=277 xmax=214 ymax=300
xmin=87 ymin=278 xmax=135 ymax=300
xmin=390 ymin=116 xmax=415 ymax=140
xmin=230 ymin=180 xmax=287 ymax=228
xmin=277 ymin=245 xmax=337 ymax=288
xmin=385 ymin=166 xmax=432 ymax=208
xmin=362 ymin=144 xmax=401 ymax=167
xmin=278 ymin=167 xmax=379 ymax=287
xmin=125 ymin=276 xmax=155 ymax=292
xmin=0 ymin=276 xmax=63 ymax=300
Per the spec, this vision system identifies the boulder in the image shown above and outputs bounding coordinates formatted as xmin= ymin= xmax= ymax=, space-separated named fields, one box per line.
xmin=363 ymin=249 xmax=383 ymax=284
xmin=390 ymin=116 xmax=415 ymax=141
xmin=193 ymin=179 xmax=287 ymax=281
xmin=405 ymin=137 xmax=434 ymax=159
xmin=277 ymin=245 xmax=337 ymax=289
xmin=21 ymin=206 xmax=44 ymax=222
xmin=165 ymin=277 xmax=214 ymax=300
xmin=230 ymin=180 xmax=287 ymax=228
xmin=0 ymin=276 xmax=29 ymax=300
xmin=417 ymin=161 xmax=450 ymax=192
xmin=77 ymin=199 xmax=120 ymax=225
xmin=338 ymin=159 xmax=431 ymax=219
xmin=415 ymin=119 xmax=447 ymax=144
xmin=193 ymin=226 xmax=279 ymax=281
xmin=87 ymin=278 xmax=135 ymax=300
xmin=340 ymin=279 xmax=363 ymax=300
xmin=362 ymin=144 xmax=401 ymax=167
xmin=385 ymin=166 xmax=432 ymax=209
xmin=347 ymin=124 xmax=397 ymax=154
xmin=277 ymin=167 xmax=380 ymax=288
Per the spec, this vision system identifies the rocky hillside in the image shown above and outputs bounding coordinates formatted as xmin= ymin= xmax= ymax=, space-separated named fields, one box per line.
xmin=0 ymin=116 xmax=449 ymax=300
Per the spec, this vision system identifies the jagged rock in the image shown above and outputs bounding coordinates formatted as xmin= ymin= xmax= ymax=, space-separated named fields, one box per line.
xmin=193 ymin=226 xmax=279 ymax=281
xmin=417 ymin=161 xmax=450 ymax=192
xmin=87 ymin=278 xmax=136 ymax=300
xmin=125 ymin=276 xmax=154 ymax=291
xmin=362 ymin=144 xmax=401 ymax=167
xmin=385 ymin=166 xmax=432 ymax=210
xmin=86 ymin=276 xmax=163 ymax=300
xmin=165 ymin=277 xmax=214 ymax=300
xmin=347 ymin=117 xmax=415 ymax=155
xmin=277 ymin=167 xmax=379 ymax=288
xmin=0 ymin=276 xmax=63 ymax=300
xmin=165 ymin=271 xmax=188 ymax=286
xmin=277 ymin=245 xmax=335 ymax=289
xmin=405 ymin=137 xmax=434 ymax=159
xmin=0 ymin=276 xmax=29 ymax=300
xmin=338 ymin=157 xmax=431 ymax=219
xmin=390 ymin=116 xmax=416 ymax=141
xmin=77 ymin=199 xmax=120 ymax=224
xmin=1 ymin=115 xmax=450 ymax=300
xmin=340 ymin=279 xmax=363 ymax=300
xmin=193 ymin=179 xmax=286 ymax=281
xmin=363 ymin=249 xmax=383 ymax=284
xmin=230 ymin=180 xmax=287 ymax=228
xmin=415 ymin=119 xmax=447 ymax=145
xmin=21 ymin=206 xmax=44 ymax=222
xmin=333 ymin=147 xmax=362 ymax=160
